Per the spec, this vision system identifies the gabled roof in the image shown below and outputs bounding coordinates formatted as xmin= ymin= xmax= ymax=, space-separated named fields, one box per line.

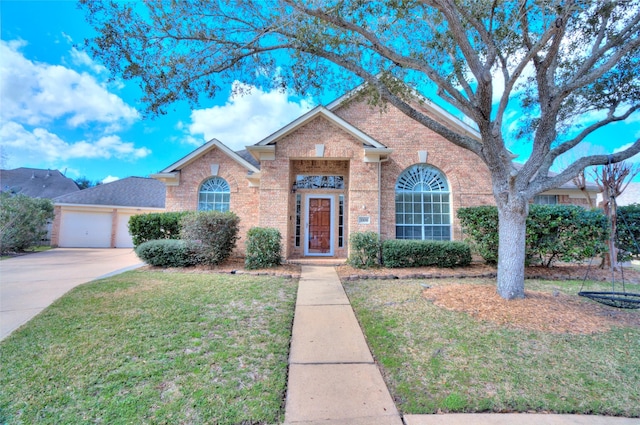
xmin=0 ymin=167 xmax=79 ymax=199
xmin=326 ymin=83 xmax=481 ymax=141
xmin=158 ymin=138 xmax=260 ymax=174
xmin=252 ymin=106 xmax=387 ymax=149
xmin=54 ymin=177 xmax=165 ymax=208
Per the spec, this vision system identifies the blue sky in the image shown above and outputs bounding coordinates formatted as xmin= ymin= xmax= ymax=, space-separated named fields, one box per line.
xmin=1 ymin=1 xmax=639 ymax=184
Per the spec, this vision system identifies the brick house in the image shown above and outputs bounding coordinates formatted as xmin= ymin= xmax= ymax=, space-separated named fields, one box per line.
xmin=152 ymin=90 xmax=597 ymax=260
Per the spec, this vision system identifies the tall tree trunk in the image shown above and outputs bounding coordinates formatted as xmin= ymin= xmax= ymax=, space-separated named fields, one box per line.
xmin=496 ymin=198 xmax=528 ymax=300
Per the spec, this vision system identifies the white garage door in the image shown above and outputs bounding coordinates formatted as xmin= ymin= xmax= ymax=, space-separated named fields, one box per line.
xmin=115 ymin=213 xmax=135 ymax=248
xmin=59 ymin=211 xmax=112 ymax=248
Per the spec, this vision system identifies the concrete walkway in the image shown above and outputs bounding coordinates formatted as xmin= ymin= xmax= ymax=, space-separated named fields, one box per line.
xmin=284 ymin=266 xmax=639 ymax=425
xmin=1 ymin=248 xmax=143 ymax=341
xmin=284 ymin=265 xmax=403 ymax=425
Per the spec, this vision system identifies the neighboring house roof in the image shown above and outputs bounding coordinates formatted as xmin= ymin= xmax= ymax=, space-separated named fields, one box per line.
xmin=0 ymin=167 xmax=79 ymax=199
xmin=511 ymin=163 xmax=600 ymax=194
xmin=54 ymin=177 xmax=165 ymax=208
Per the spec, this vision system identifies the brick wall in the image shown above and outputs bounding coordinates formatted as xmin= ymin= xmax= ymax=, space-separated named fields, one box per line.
xmin=164 ymin=146 xmax=259 ymax=253
xmin=333 ymin=99 xmax=495 ymax=241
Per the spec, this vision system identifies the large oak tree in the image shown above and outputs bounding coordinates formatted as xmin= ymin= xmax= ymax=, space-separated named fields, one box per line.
xmin=81 ymin=0 xmax=640 ymax=299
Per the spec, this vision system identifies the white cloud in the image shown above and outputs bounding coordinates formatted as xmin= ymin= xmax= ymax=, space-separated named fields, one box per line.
xmin=614 ymin=142 xmax=640 ymax=164
xmin=184 ymin=81 xmax=314 ymax=150
xmin=102 ymin=175 xmax=120 ymax=184
xmin=0 ymin=39 xmax=138 ymax=129
xmin=70 ymin=47 xmax=107 ymax=74
xmin=0 ymin=121 xmax=151 ymax=166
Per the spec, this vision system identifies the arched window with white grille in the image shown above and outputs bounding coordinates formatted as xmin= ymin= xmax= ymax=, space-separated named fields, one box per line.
xmin=198 ymin=177 xmax=230 ymax=212
xmin=395 ymin=164 xmax=451 ymax=240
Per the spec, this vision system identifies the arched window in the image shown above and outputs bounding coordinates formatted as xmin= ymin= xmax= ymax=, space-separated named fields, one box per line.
xmin=198 ymin=177 xmax=230 ymax=212
xmin=395 ymin=164 xmax=451 ymax=240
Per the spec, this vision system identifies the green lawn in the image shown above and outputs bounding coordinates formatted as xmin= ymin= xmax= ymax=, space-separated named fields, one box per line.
xmin=344 ymin=278 xmax=640 ymax=417
xmin=0 ymin=270 xmax=298 ymax=425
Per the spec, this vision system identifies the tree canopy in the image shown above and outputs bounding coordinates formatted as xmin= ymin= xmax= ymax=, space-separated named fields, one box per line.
xmin=81 ymin=0 xmax=640 ymax=299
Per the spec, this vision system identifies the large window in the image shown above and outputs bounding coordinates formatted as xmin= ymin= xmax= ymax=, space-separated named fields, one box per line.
xmin=395 ymin=164 xmax=451 ymax=240
xmin=198 ymin=177 xmax=230 ymax=212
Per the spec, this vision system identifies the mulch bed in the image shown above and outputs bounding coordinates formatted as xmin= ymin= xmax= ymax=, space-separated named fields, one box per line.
xmin=337 ymin=262 xmax=640 ymax=335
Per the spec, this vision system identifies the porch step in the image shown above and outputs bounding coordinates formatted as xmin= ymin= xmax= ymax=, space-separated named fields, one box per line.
xmin=286 ymin=258 xmax=347 ymax=266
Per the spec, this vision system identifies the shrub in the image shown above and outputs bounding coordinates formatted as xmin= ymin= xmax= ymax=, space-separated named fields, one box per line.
xmin=245 ymin=227 xmax=282 ymax=269
xmin=347 ymin=231 xmax=381 ymax=268
xmin=382 ymin=240 xmax=472 ymax=268
xmin=180 ymin=211 xmax=240 ymax=266
xmin=0 ymin=193 xmax=54 ymax=253
xmin=526 ymin=204 xmax=607 ymax=267
xmin=617 ymin=203 xmax=640 ymax=261
xmin=128 ymin=212 xmax=189 ymax=247
xmin=457 ymin=206 xmax=499 ymax=264
xmin=135 ymin=239 xmax=197 ymax=267
xmin=459 ymin=204 xmax=608 ymax=267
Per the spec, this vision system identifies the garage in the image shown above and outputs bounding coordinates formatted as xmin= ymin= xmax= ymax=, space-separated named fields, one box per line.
xmin=59 ymin=211 xmax=113 ymax=248
xmin=51 ymin=177 xmax=166 ymax=248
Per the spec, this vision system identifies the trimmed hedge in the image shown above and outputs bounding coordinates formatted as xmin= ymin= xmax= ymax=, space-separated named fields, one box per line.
xmin=382 ymin=240 xmax=472 ymax=268
xmin=245 ymin=227 xmax=282 ymax=269
xmin=135 ymin=239 xmax=197 ymax=267
xmin=347 ymin=231 xmax=381 ymax=268
xmin=180 ymin=211 xmax=240 ymax=266
xmin=618 ymin=204 xmax=640 ymax=260
xmin=128 ymin=212 xmax=190 ymax=247
xmin=459 ymin=204 xmax=608 ymax=267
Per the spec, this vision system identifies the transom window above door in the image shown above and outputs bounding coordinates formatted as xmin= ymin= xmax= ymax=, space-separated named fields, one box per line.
xmin=295 ymin=175 xmax=344 ymax=190
xmin=198 ymin=177 xmax=230 ymax=212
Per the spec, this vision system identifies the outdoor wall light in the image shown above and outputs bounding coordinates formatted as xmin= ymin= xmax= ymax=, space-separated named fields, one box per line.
xmin=291 ymin=182 xmax=298 ymax=193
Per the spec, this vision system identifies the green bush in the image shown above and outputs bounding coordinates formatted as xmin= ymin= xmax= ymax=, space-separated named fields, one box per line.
xmin=459 ymin=204 xmax=608 ymax=267
xmin=0 ymin=193 xmax=54 ymax=253
xmin=618 ymin=203 xmax=640 ymax=260
xmin=135 ymin=239 xmax=197 ymax=267
xmin=382 ymin=239 xmax=472 ymax=268
xmin=457 ymin=206 xmax=499 ymax=264
xmin=526 ymin=204 xmax=607 ymax=266
xmin=347 ymin=231 xmax=381 ymax=268
xmin=128 ymin=212 xmax=189 ymax=247
xmin=180 ymin=211 xmax=240 ymax=266
xmin=245 ymin=227 xmax=282 ymax=269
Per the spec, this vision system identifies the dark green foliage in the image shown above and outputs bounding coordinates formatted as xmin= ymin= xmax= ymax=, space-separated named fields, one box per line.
xmin=245 ymin=227 xmax=282 ymax=269
xmin=526 ymin=205 xmax=608 ymax=267
xmin=128 ymin=212 xmax=189 ymax=247
xmin=134 ymin=239 xmax=197 ymax=267
xmin=457 ymin=206 xmax=499 ymax=264
xmin=347 ymin=231 xmax=381 ymax=268
xmin=382 ymin=240 xmax=472 ymax=268
xmin=459 ymin=205 xmax=608 ymax=267
xmin=180 ymin=211 xmax=240 ymax=266
xmin=0 ymin=193 xmax=54 ymax=253
xmin=618 ymin=204 xmax=640 ymax=260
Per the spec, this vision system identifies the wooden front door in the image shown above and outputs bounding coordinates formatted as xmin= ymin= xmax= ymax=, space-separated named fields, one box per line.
xmin=306 ymin=197 xmax=333 ymax=256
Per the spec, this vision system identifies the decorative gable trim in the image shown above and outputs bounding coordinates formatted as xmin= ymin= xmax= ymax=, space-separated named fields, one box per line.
xmin=327 ymin=83 xmax=481 ymax=141
xmin=251 ymin=106 xmax=387 ymax=149
xmin=158 ymin=138 xmax=260 ymax=174
xmin=150 ymin=171 xmax=180 ymax=186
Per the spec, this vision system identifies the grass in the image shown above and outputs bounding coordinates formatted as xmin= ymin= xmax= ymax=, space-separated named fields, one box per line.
xmin=0 ymin=270 xmax=298 ymax=425
xmin=344 ymin=277 xmax=640 ymax=417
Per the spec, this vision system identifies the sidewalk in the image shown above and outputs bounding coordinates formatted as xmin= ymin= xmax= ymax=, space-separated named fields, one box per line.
xmin=283 ymin=266 xmax=638 ymax=425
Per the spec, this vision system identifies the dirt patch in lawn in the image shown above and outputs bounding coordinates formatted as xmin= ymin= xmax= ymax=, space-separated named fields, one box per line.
xmin=423 ymin=283 xmax=640 ymax=334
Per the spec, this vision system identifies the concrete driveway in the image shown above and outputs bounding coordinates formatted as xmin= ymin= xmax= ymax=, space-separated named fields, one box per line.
xmin=1 ymin=248 xmax=143 ymax=341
